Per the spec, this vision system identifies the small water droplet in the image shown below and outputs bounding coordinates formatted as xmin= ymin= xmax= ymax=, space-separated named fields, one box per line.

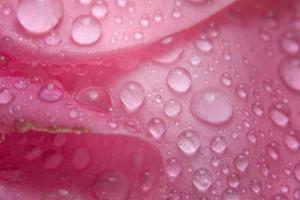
xmin=177 ymin=130 xmax=200 ymax=156
xmin=280 ymin=31 xmax=300 ymax=55
xmin=227 ymin=173 xmax=240 ymax=188
xmin=249 ymin=179 xmax=262 ymax=194
xmin=72 ymin=147 xmax=90 ymax=170
xmin=235 ymin=84 xmax=248 ymax=99
xmin=16 ymin=0 xmax=63 ymax=34
xmin=284 ymin=130 xmax=300 ymax=151
xmin=266 ymin=142 xmax=280 ymax=161
xmin=0 ymin=88 xmax=14 ymax=105
xmin=163 ymin=99 xmax=182 ymax=118
xmin=190 ymin=88 xmax=233 ymax=125
xmin=252 ymin=102 xmax=264 ymax=117
xmin=93 ymin=170 xmax=131 ymax=200
xmin=195 ymin=39 xmax=213 ymax=53
xmin=71 ymin=15 xmax=102 ymax=45
xmin=268 ymin=102 xmax=290 ymax=128
xmin=42 ymin=150 xmax=63 ymax=169
xmin=45 ymin=32 xmax=61 ymax=46
xmin=147 ymin=117 xmax=166 ymax=139
xmin=120 ymin=81 xmax=145 ymax=112
xmin=222 ymin=188 xmax=240 ymax=200
xmin=91 ymin=1 xmax=108 ymax=19
xmin=167 ymin=67 xmax=192 ymax=93
xmin=138 ymin=170 xmax=156 ymax=193
xmin=38 ymin=82 xmax=63 ymax=103
xmin=116 ymin=0 xmax=128 ymax=7
xmin=192 ymin=168 xmax=213 ymax=193
xmin=210 ymin=136 xmax=227 ymax=154
xmin=166 ymin=157 xmax=182 ymax=182
xmin=234 ymin=154 xmax=249 ymax=173
xmin=220 ymin=73 xmax=232 ymax=87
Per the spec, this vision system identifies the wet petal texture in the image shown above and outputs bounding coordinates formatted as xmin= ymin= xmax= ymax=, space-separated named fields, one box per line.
xmin=1 ymin=0 xmax=300 ymax=199
xmin=0 ymin=131 xmax=164 ymax=200
xmin=0 ymin=0 xmax=236 ymax=67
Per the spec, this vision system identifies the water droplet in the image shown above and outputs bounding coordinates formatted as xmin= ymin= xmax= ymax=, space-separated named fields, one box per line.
xmin=220 ymin=73 xmax=232 ymax=87
xmin=93 ymin=170 xmax=131 ymax=200
xmin=222 ymin=188 xmax=240 ymax=200
xmin=42 ymin=150 xmax=63 ymax=169
xmin=235 ymin=84 xmax=248 ymax=99
xmin=72 ymin=147 xmax=90 ymax=170
xmin=234 ymin=154 xmax=249 ymax=173
xmin=24 ymin=145 xmax=42 ymax=161
xmin=249 ymin=179 xmax=262 ymax=194
xmin=189 ymin=52 xmax=202 ymax=66
xmin=195 ymin=39 xmax=213 ymax=53
xmin=120 ymin=81 xmax=145 ymax=112
xmin=252 ymin=102 xmax=264 ymax=117
xmin=38 ymin=82 xmax=63 ymax=103
xmin=278 ymin=58 xmax=300 ymax=92
xmin=16 ymin=0 xmax=63 ymax=34
xmin=266 ymin=142 xmax=280 ymax=161
xmin=271 ymin=193 xmax=288 ymax=200
xmin=268 ymin=102 xmax=290 ymax=128
xmin=45 ymin=32 xmax=61 ymax=46
xmin=76 ymin=86 xmax=111 ymax=112
xmin=79 ymin=0 xmax=93 ymax=5
xmin=166 ymin=157 xmax=182 ymax=182
xmin=210 ymin=136 xmax=227 ymax=154
xmin=177 ymin=130 xmax=200 ymax=156
xmin=147 ymin=117 xmax=166 ymax=139
xmin=138 ymin=170 xmax=156 ymax=193
xmin=192 ymin=168 xmax=213 ymax=193
xmin=167 ymin=67 xmax=192 ymax=93
xmin=280 ymin=31 xmax=300 ymax=55
xmin=71 ymin=15 xmax=102 ymax=45
xmin=0 ymin=54 xmax=10 ymax=67
xmin=284 ymin=130 xmax=300 ymax=151
xmin=91 ymin=1 xmax=108 ymax=19
xmin=152 ymin=37 xmax=183 ymax=64
xmin=0 ymin=88 xmax=14 ymax=105
xmin=190 ymin=88 xmax=233 ymax=125
xmin=163 ymin=99 xmax=182 ymax=118
xmin=116 ymin=0 xmax=128 ymax=7
xmin=294 ymin=186 xmax=300 ymax=200
xmin=227 ymin=173 xmax=240 ymax=188
xmin=294 ymin=162 xmax=300 ymax=182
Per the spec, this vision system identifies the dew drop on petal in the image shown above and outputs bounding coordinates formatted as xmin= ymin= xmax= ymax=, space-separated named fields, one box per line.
xmin=76 ymin=86 xmax=111 ymax=112
xmin=138 ymin=170 xmax=156 ymax=193
xmin=42 ymin=150 xmax=63 ymax=169
xmin=93 ymin=170 xmax=131 ymax=200
xmin=91 ymin=2 xmax=108 ymax=19
xmin=190 ymin=88 xmax=233 ymax=125
xmin=192 ymin=168 xmax=213 ymax=193
xmin=278 ymin=58 xmax=300 ymax=92
xmin=38 ymin=82 xmax=63 ymax=103
xmin=16 ymin=0 xmax=63 ymax=34
xmin=71 ymin=15 xmax=102 ymax=45
xmin=234 ymin=154 xmax=249 ymax=173
xmin=210 ymin=136 xmax=227 ymax=154
xmin=147 ymin=117 xmax=166 ymax=139
xmin=177 ymin=130 xmax=200 ymax=156
xmin=120 ymin=81 xmax=145 ymax=112
xmin=0 ymin=88 xmax=14 ymax=105
xmin=71 ymin=147 xmax=90 ymax=170
xmin=268 ymin=102 xmax=291 ymax=128
xmin=195 ymin=39 xmax=213 ymax=53
xmin=166 ymin=157 xmax=182 ymax=181
xmin=163 ymin=99 xmax=182 ymax=118
xmin=167 ymin=67 xmax=192 ymax=93
xmin=284 ymin=130 xmax=300 ymax=151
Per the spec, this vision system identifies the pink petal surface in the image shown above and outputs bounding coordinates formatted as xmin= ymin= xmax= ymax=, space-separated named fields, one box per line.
xmin=1 ymin=0 xmax=300 ymax=200
xmin=0 ymin=0 xmax=236 ymax=66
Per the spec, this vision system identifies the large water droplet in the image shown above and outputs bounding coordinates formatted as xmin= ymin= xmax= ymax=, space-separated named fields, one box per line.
xmin=38 ymin=82 xmax=63 ymax=103
xmin=190 ymin=88 xmax=233 ymax=125
xmin=0 ymin=88 xmax=14 ymax=105
xmin=120 ymin=81 xmax=145 ymax=112
xmin=210 ymin=136 xmax=227 ymax=154
xmin=177 ymin=130 xmax=200 ymax=156
xmin=279 ymin=58 xmax=300 ymax=92
xmin=93 ymin=170 xmax=131 ymax=200
xmin=71 ymin=15 xmax=102 ymax=45
xmin=167 ymin=67 xmax=192 ymax=93
xmin=280 ymin=31 xmax=300 ymax=55
xmin=16 ymin=0 xmax=63 ymax=34
xmin=147 ymin=117 xmax=166 ymax=139
xmin=195 ymin=39 xmax=213 ymax=53
xmin=192 ymin=168 xmax=213 ymax=193
xmin=76 ymin=86 xmax=111 ymax=112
